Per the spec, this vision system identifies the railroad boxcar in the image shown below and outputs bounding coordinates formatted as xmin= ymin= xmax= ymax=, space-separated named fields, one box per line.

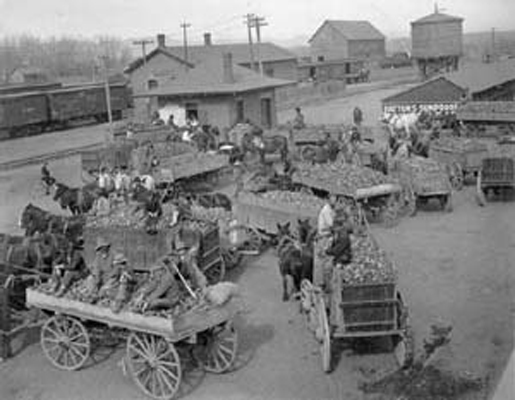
xmin=47 ymin=83 xmax=129 ymax=125
xmin=0 ymin=91 xmax=49 ymax=139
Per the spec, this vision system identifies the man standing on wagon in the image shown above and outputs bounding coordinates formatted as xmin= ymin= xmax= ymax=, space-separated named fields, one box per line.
xmin=314 ymin=195 xmax=337 ymax=288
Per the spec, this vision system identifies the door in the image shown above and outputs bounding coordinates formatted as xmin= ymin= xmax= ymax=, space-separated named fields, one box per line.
xmin=260 ymin=98 xmax=272 ymax=129
xmin=236 ymin=99 xmax=244 ymax=122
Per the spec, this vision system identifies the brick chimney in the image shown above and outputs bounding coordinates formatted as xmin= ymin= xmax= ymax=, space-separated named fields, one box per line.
xmin=157 ymin=34 xmax=165 ymax=47
xmin=222 ymin=52 xmax=234 ymax=84
xmin=204 ymin=33 xmax=212 ymax=46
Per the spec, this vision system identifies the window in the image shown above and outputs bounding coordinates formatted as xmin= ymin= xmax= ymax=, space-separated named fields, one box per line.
xmin=265 ymin=68 xmax=274 ymax=77
xmin=317 ymin=56 xmax=325 ymax=62
xmin=185 ymin=102 xmax=199 ymax=121
xmin=147 ymin=79 xmax=158 ymax=90
xmin=236 ymin=100 xmax=245 ymax=122
xmin=260 ymin=98 xmax=272 ymax=129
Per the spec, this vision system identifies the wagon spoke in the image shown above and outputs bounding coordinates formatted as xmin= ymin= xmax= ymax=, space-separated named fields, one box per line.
xmin=132 ymin=333 xmax=151 ymax=358
xmin=154 ymin=368 xmax=167 ymax=397
xmin=156 ymin=367 xmax=176 ymax=394
xmin=158 ymin=365 xmax=180 ymax=386
xmin=158 ymin=359 xmax=180 ymax=370
xmin=67 ymin=347 xmax=79 ymax=367
xmin=44 ymin=326 xmax=61 ymax=340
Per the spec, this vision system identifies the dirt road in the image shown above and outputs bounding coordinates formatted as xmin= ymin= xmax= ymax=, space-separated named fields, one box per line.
xmin=0 ymin=86 xmax=513 ymax=400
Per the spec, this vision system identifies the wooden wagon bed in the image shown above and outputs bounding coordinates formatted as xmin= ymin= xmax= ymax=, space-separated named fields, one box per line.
xmin=234 ymin=192 xmax=319 ymax=235
xmin=26 ymin=288 xmax=241 ymax=342
xmin=154 ymin=152 xmax=229 ymax=183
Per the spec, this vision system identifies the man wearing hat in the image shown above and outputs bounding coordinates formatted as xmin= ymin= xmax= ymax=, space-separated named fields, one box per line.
xmin=135 ymin=255 xmax=182 ymax=311
xmin=173 ymin=225 xmax=207 ymax=291
xmin=87 ymin=237 xmax=115 ymax=299
xmin=52 ymin=240 xmax=87 ymax=297
xmin=98 ymin=253 xmax=133 ymax=313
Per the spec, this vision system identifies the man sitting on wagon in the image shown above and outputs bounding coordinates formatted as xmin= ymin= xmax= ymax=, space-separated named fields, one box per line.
xmin=85 ymin=237 xmax=115 ymax=301
xmin=51 ymin=241 xmax=88 ymax=297
xmin=172 ymin=225 xmax=208 ymax=291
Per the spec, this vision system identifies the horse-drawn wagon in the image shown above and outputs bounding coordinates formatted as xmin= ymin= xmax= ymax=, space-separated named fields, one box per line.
xmin=291 ymin=160 xmax=404 ymax=227
xmin=26 ymin=285 xmax=242 ymax=400
xmin=233 ymin=190 xmax=321 ymax=242
xmin=390 ymin=156 xmax=453 ymax=214
xmin=83 ymin=218 xmax=227 ymax=285
xmin=299 ymin=232 xmax=413 ymax=372
xmin=428 ymin=138 xmax=489 ymax=190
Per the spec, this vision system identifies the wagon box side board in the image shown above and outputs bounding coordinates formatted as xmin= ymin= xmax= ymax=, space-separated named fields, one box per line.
xmin=26 ymin=289 xmax=243 ymax=342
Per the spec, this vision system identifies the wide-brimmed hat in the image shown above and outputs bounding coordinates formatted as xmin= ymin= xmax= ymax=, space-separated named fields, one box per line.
xmin=113 ymin=253 xmax=127 ymax=265
xmin=95 ymin=237 xmax=111 ymax=251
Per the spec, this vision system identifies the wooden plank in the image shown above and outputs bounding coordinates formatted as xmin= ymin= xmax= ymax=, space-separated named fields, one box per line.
xmin=26 ymin=289 xmax=242 ymax=341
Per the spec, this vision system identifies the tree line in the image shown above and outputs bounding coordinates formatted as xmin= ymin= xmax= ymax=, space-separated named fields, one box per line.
xmin=0 ymin=35 xmax=134 ymax=84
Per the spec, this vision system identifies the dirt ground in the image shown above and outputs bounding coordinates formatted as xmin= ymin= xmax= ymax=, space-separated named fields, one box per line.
xmin=0 ymin=85 xmax=513 ymax=400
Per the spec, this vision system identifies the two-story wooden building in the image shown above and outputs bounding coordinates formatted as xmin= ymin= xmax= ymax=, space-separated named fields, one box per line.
xmin=308 ymin=20 xmax=386 ymax=62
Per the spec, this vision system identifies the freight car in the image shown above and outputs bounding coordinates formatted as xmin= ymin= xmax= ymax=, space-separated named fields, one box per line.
xmin=0 ymin=82 xmax=132 ymax=140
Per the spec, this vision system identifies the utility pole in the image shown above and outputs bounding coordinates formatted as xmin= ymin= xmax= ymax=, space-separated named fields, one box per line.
xmin=181 ymin=22 xmax=192 ymax=66
xmin=244 ymin=14 xmax=257 ymax=72
xmin=491 ymin=27 xmax=496 ymax=63
xmin=133 ymin=39 xmax=154 ymax=66
xmin=99 ymin=55 xmax=113 ymax=143
xmin=252 ymin=16 xmax=268 ymax=75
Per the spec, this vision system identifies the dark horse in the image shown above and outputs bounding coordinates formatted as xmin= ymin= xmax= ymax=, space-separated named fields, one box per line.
xmin=276 ymin=222 xmax=313 ymax=301
xmin=241 ymin=131 xmax=288 ymax=164
xmin=53 ymin=182 xmax=98 ymax=215
xmin=20 ymin=203 xmax=84 ymax=243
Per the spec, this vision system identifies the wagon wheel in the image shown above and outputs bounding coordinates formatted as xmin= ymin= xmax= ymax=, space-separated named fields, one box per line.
xmin=41 ymin=315 xmax=90 ymax=371
xmin=315 ymin=295 xmax=332 ymax=373
xmin=476 ymin=173 xmax=486 ymax=207
xmin=239 ymin=226 xmax=264 ymax=255
xmin=443 ymin=194 xmax=453 ymax=212
xmin=202 ymin=321 xmax=238 ymax=374
xmin=204 ymin=256 xmax=226 ymax=285
xmin=221 ymin=247 xmax=243 ymax=270
xmin=449 ymin=162 xmax=464 ymax=191
xmin=126 ymin=332 xmax=182 ymax=400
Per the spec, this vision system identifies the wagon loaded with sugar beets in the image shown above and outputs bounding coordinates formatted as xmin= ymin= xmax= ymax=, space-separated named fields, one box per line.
xmin=428 ymin=137 xmax=488 ymax=190
xmin=390 ymin=156 xmax=453 ymax=215
xmin=291 ymin=160 xmax=404 ymax=227
xmin=84 ymin=206 xmax=227 ymax=285
xmin=476 ymin=140 xmax=515 ymax=205
xmin=299 ymin=231 xmax=413 ymax=372
xmin=25 ymin=278 xmax=243 ymax=400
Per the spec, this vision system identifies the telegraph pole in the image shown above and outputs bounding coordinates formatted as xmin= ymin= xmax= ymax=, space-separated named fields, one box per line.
xmin=244 ymin=14 xmax=257 ymax=72
xmin=181 ymin=22 xmax=192 ymax=65
xmin=252 ymin=16 xmax=268 ymax=75
xmin=133 ymin=39 xmax=154 ymax=66
xmin=491 ymin=27 xmax=496 ymax=62
xmin=99 ymin=55 xmax=113 ymax=143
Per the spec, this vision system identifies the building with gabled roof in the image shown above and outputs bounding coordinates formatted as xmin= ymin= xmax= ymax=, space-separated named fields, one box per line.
xmin=131 ymin=45 xmax=295 ymax=129
xmin=382 ymin=58 xmax=515 ymax=115
xmin=308 ymin=20 xmax=386 ymax=62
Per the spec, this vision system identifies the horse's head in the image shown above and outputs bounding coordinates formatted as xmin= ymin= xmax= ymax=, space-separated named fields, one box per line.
xmin=297 ymin=218 xmax=313 ymax=244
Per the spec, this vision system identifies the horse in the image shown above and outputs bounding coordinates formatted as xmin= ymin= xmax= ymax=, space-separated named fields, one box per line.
xmin=241 ymin=131 xmax=289 ymax=164
xmin=2 ymin=232 xmax=69 ymax=275
xmin=276 ymin=222 xmax=313 ymax=301
xmin=53 ymin=182 xmax=98 ymax=215
xmin=20 ymin=204 xmax=84 ymax=242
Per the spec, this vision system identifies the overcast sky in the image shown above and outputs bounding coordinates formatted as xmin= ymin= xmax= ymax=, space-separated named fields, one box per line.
xmin=0 ymin=0 xmax=513 ymax=43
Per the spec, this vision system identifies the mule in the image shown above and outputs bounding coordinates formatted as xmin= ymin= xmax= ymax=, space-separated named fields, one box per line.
xmin=53 ymin=182 xmax=98 ymax=215
xmin=241 ymin=131 xmax=288 ymax=164
xmin=276 ymin=222 xmax=313 ymax=301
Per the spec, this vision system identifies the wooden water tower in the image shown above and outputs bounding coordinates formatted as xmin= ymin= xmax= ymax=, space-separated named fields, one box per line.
xmin=411 ymin=5 xmax=463 ymax=79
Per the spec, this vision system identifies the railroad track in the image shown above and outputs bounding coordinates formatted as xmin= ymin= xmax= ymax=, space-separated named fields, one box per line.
xmin=0 ymin=142 xmax=103 ymax=171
